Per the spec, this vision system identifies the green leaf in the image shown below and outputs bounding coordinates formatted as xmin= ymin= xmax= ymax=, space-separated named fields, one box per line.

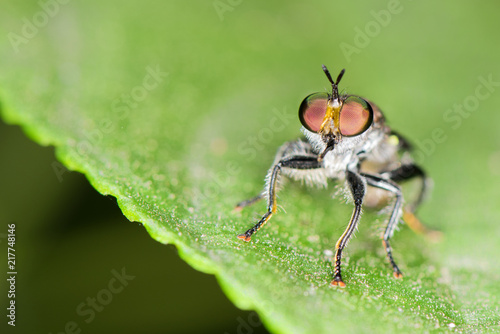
xmin=2 ymin=1 xmax=500 ymax=332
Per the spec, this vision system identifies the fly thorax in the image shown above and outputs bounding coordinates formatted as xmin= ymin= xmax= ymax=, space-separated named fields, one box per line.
xmin=323 ymin=150 xmax=358 ymax=177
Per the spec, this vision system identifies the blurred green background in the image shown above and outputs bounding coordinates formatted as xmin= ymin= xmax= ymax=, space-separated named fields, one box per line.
xmin=1 ymin=0 xmax=500 ymax=333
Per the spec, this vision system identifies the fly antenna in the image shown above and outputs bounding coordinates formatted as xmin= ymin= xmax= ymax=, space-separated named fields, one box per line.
xmin=322 ymin=65 xmax=345 ymax=99
xmin=322 ymin=64 xmax=334 ymax=85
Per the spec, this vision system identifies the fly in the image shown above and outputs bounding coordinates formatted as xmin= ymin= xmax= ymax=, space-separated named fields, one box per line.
xmin=236 ymin=64 xmax=436 ymax=287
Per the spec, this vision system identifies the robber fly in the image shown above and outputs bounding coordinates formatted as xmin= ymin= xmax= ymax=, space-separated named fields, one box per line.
xmin=236 ymin=65 xmax=433 ymax=287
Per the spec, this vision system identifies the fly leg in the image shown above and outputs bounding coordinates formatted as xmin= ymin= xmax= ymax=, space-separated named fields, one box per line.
xmin=362 ymin=173 xmax=404 ymax=278
xmin=384 ymin=164 xmax=440 ymax=239
xmin=331 ymin=170 xmax=365 ymax=287
xmin=385 ymin=163 xmax=428 ymax=212
xmin=237 ymin=155 xmax=321 ymax=242
xmin=234 ymin=194 xmax=263 ymax=212
xmin=235 ymin=140 xmax=314 ymax=211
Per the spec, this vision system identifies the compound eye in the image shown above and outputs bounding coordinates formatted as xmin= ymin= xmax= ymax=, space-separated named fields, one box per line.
xmin=298 ymin=92 xmax=329 ymax=132
xmin=339 ymin=96 xmax=373 ymax=136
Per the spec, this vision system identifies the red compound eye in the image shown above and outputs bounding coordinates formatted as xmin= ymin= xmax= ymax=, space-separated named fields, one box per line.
xmin=299 ymin=92 xmax=329 ymax=132
xmin=339 ymin=96 xmax=373 ymax=136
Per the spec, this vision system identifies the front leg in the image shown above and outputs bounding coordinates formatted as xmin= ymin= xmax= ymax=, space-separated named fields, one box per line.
xmin=237 ymin=155 xmax=322 ymax=241
xmin=331 ymin=170 xmax=366 ymax=287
